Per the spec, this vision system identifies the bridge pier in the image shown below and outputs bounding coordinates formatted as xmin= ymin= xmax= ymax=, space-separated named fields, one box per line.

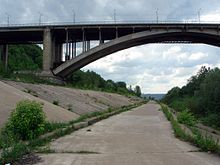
xmin=43 ymin=28 xmax=53 ymax=73
xmin=0 ymin=44 xmax=8 ymax=70
xmin=54 ymin=43 xmax=63 ymax=67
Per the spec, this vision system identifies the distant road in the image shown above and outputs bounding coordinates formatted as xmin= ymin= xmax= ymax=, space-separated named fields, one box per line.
xmin=36 ymin=101 xmax=220 ymax=165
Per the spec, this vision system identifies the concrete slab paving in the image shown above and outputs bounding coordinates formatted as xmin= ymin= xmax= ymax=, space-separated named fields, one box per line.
xmin=36 ymin=101 xmax=220 ymax=165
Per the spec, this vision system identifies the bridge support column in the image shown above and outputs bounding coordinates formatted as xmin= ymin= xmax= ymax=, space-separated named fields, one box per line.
xmin=43 ymin=28 xmax=53 ymax=73
xmin=0 ymin=44 xmax=8 ymax=70
xmin=65 ymin=29 xmax=69 ymax=61
xmin=99 ymin=28 xmax=104 ymax=45
xmin=86 ymin=41 xmax=90 ymax=51
xmin=54 ymin=43 xmax=63 ymax=67
xmin=72 ymin=41 xmax=76 ymax=58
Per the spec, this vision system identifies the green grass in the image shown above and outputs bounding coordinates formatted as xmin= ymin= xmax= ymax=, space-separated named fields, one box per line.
xmin=160 ymin=104 xmax=220 ymax=154
xmin=177 ymin=109 xmax=197 ymax=127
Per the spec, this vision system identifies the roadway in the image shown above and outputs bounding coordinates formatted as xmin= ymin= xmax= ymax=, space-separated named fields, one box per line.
xmin=36 ymin=101 xmax=220 ymax=165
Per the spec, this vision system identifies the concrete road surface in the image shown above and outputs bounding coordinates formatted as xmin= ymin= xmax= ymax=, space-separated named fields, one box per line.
xmin=36 ymin=101 xmax=220 ymax=165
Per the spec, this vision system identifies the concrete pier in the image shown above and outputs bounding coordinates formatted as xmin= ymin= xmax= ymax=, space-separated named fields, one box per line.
xmin=0 ymin=45 xmax=8 ymax=70
xmin=43 ymin=28 xmax=53 ymax=72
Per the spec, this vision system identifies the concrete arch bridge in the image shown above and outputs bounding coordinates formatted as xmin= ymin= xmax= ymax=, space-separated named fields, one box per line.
xmin=1 ymin=23 xmax=220 ymax=78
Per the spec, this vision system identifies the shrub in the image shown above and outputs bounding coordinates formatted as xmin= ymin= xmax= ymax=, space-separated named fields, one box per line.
xmin=177 ymin=109 xmax=197 ymax=127
xmin=0 ymin=142 xmax=29 ymax=164
xmin=201 ymin=113 xmax=220 ymax=129
xmin=53 ymin=100 xmax=59 ymax=105
xmin=7 ymin=100 xmax=46 ymax=140
xmin=193 ymin=131 xmax=219 ymax=152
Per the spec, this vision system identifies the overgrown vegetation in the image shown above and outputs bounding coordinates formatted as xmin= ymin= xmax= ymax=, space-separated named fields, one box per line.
xmin=177 ymin=109 xmax=197 ymax=127
xmin=161 ymin=66 xmax=220 ymax=129
xmin=1 ymin=100 xmax=46 ymax=144
xmin=67 ymin=70 xmax=142 ymax=96
xmin=160 ymin=104 xmax=220 ymax=154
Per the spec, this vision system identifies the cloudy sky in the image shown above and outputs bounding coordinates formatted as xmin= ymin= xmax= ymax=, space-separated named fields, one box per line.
xmin=1 ymin=0 xmax=220 ymax=93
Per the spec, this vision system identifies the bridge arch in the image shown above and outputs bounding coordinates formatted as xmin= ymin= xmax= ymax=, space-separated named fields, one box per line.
xmin=53 ymin=29 xmax=220 ymax=77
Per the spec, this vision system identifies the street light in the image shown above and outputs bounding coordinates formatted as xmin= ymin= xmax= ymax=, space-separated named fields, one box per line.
xmin=198 ymin=8 xmax=201 ymax=23
xmin=72 ymin=9 xmax=76 ymax=23
xmin=5 ymin=13 xmax=10 ymax=26
xmin=38 ymin=12 xmax=43 ymax=25
xmin=113 ymin=9 xmax=116 ymax=23
xmin=155 ymin=8 xmax=159 ymax=23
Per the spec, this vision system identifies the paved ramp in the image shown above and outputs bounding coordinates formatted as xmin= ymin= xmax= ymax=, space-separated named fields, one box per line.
xmin=36 ymin=102 xmax=220 ymax=165
xmin=0 ymin=81 xmax=79 ymax=127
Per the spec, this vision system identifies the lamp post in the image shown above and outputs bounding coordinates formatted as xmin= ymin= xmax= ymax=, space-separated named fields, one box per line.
xmin=198 ymin=8 xmax=201 ymax=23
xmin=72 ymin=9 xmax=76 ymax=23
xmin=39 ymin=12 xmax=43 ymax=25
xmin=156 ymin=8 xmax=159 ymax=23
xmin=114 ymin=9 xmax=116 ymax=23
xmin=5 ymin=13 xmax=10 ymax=26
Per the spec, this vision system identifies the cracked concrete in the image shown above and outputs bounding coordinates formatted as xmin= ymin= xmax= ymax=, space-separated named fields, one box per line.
xmin=36 ymin=101 xmax=220 ymax=165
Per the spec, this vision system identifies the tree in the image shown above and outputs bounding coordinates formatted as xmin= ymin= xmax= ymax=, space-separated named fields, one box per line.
xmin=196 ymin=68 xmax=220 ymax=115
xmin=134 ymin=85 xmax=141 ymax=97
xmin=8 ymin=44 xmax=43 ymax=71
xmin=162 ymin=86 xmax=181 ymax=104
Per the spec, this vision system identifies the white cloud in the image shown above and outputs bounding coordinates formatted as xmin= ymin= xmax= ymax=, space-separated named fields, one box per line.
xmin=85 ymin=43 xmax=220 ymax=93
xmin=189 ymin=52 xmax=208 ymax=60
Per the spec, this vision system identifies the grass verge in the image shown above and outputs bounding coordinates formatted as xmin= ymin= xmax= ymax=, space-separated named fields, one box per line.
xmin=160 ymin=104 xmax=220 ymax=154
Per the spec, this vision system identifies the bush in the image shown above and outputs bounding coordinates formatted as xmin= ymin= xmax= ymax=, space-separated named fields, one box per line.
xmin=53 ymin=100 xmax=59 ymax=105
xmin=0 ymin=142 xmax=29 ymax=164
xmin=7 ymin=100 xmax=46 ymax=140
xmin=201 ymin=113 xmax=220 ymax=129
xmin=193 ymin=131 xmax=219 ymax=152
xmin=177 ymin=109 xmax=197 ymax=127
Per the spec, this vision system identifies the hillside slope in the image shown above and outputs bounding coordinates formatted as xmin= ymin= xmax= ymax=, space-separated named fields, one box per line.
xmin=5 ymin=81 xmax=142 ymax=115
xmin=0 ymin=81 xmax=79 ymax=128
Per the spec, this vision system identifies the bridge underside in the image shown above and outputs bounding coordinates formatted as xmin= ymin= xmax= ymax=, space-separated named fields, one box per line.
xmin=53 ymin=30 xmax=220 ymax=78
xmin=1 ymin=23 xmax=220 ymax=78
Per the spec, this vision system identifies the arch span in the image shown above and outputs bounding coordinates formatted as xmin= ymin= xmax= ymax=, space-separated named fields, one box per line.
xmin=53 ymin=29 xmax=220 ymax=77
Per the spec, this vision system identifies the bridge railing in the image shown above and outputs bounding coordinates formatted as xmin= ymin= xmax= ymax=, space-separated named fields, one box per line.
xmin=1 ymin=20 xmax=220 ymax=28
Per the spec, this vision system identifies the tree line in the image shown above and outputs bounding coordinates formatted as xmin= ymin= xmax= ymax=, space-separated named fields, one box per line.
xmin=162 ymin=66 xmax=220 ymax=129
xmin=67 ymin=70 xmax=141 ymax=96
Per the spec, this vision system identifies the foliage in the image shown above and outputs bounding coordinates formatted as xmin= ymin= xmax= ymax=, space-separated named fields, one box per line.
xmin=162 ymin=66 xmax=220 ymax=129
xmin=177 ymin=109 xmax=197 ymax=127
xmin=193 ymin=131 xmax=219 ymax=152
xmin=201 ymin=113 xmax=220 ymax=130
xmin=6 ymin=100 xmax=46 ymax=140
xmin=0 ymin=142 xmax=29 ymax=165
xmin=53 ymin=100 xmax=59 ymax=105
xmin=161 ymin=104 xmax=191 ymax=140
xmin=8 ymin=44 xmax=42 ymax=71
xmin=161 ymin=87 xmax=181 ymax=104
xmin=67 ymin=70 xmax=140 ymax=96
xmin=134 ymin=85 xmax=141 ymax=97
xmin=195 ymin=68 xmax=220 ymax=116
xmin=161 ymin=104 xmax=220 ymax=154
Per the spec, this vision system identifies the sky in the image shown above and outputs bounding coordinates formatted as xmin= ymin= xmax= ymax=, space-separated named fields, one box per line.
xmin=1 ymin=0 xmax=220 ymax=93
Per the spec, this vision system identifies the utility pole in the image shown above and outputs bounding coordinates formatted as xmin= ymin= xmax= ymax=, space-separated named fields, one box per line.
xmin=5 ymin=13 xmax=10 ymax=26
xmin=114 ymin=9 xmax=116 ymax=23
xmin=72 ymin=9 xmax=76 ymax=23
xmin=156 ymin=8 xmax=159 ymax=23
xmin=38 ymin=12 xmax=43 ymax=25
xmin=198 ymin=8 xmax=201 ymax=23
